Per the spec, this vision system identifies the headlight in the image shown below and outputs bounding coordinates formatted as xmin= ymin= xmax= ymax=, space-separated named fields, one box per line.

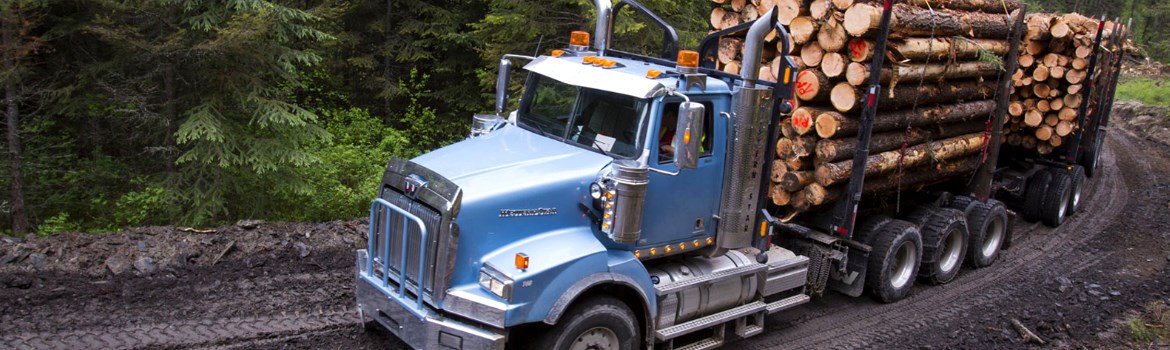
xmin=478 ymin=265 xmax=513 ymax=300
xmin=589 ymin=182 xmax=603 ymax=200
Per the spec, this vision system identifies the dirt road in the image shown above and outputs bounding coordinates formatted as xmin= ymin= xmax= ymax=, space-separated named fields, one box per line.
xmin=2 ymin=105 xmax=1168 ymax=349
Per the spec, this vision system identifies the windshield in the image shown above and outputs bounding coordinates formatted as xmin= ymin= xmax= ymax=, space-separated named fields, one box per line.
xmin=517 ymin=74 xmax=649 ymax=158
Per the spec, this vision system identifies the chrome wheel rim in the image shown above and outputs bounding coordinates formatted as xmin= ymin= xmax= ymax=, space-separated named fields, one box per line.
xmin=940 ymin=228 xmax=963 ymax=274
xmin=891 ymin=241 xmax=917 ymax=289
xmin=1057 ymin=186 xmax=1070 ymax=220
xmin=982 ymin=216 xmax=1006 ymax=257
xmin=571 ymin=326 xmax=619 ymax=350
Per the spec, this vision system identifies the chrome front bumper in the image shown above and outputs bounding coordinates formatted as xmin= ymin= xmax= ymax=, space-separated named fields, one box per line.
xmin=356 ymin=250 xmax=506 ymax=350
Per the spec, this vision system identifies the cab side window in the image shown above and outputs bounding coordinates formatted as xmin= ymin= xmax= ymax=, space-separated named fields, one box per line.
xmin=658 ymin=101 xmax=714 ymax=164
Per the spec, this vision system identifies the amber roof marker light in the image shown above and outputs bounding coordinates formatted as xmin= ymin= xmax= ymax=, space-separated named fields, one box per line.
xmin=569 ymin=31 xmax=590 ymax=51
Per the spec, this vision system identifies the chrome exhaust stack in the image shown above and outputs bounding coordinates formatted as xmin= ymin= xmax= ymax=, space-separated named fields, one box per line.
xmin=714 ymin=8 xmax=778 ymax=255
xmin=594 ymin=0 xmax=612 ymax=56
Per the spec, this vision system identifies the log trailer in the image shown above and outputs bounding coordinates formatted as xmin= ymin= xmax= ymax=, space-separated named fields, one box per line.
xmin=354 ymin=1 xmax=1126 ymax=349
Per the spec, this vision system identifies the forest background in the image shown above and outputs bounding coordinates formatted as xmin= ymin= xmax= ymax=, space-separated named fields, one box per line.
xmin=0 ymin=0 xmax=1163 ymax=235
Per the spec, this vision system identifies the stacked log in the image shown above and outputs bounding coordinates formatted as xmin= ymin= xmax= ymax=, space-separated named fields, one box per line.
xmin=1005 ymin=13 xmax=1120 ymax=154
xmin=711 ymin=2 xmax=1121 ymax=215
xmin=714 ymin=0 xmax=1020 ymax=214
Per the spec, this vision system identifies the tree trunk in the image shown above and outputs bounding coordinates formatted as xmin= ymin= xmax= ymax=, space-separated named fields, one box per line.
xmin=817 ymin=16 xmax=849 ymax=52
xmin=2 ymin=12 xmax=28 ymax=235
xmin=163 ymin=58 xmax=178 ymax=174
xmin=845 ymin=60 xmax=1003 ymax=86
xmin=776 ymin=0 xmax=807 ymax=25
xmin=801 ymin=155 xmax=983 ymax=207
xmin=795 ymin=69 xmax=832 ymax=102
xmin=815 ymin=121 xmax=985 ymax=162
xmin=844 ymin=3 xmax=1014 ymax=39
xmin=816 ymin=99 xmax=996 ymax=138
xmin=850 ymin=37 xmax=1011 ymax=63
xmin=815 ymin=133 xmax=986 ymax=186
xmin=790 ymin=16 xmax=819 ymax=45
xmin=790 ymin=106 xmax=825 ymax=135
xmin=821 ymin=52 xmax=847 ymax=78
xmin=830 ymin=79 xmax=997 ymax=113
xmin=800 ymin=41 xmax=825 ymax=67
xmin=781 ymin=171 xmax=816 ymax=192
xmin=719 ymin=37 xmax=744 ymax=64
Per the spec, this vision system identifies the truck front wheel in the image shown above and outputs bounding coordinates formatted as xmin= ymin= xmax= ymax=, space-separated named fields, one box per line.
xmin=533 ymin=296 xmax=640 ymax=350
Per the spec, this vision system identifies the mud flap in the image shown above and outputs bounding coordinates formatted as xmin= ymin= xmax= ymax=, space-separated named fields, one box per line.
xmin=828 ymin=247 xmax=868 ymax=298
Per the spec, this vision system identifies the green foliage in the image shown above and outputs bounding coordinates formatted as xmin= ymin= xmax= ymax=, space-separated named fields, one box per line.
xmin=1116 ymin=77 xmax=1170 ymax=107
xmin=1127 ymin=301 xmax=1169 ymax=344
xmin=37 ymin=213 xmax=82 ymax=236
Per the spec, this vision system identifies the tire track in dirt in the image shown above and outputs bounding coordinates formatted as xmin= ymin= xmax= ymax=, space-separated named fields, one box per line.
xmin=737 ymin=133 xmax=1135 ymax=349
xmin=1 ymin=307 xmax=356 ymax=350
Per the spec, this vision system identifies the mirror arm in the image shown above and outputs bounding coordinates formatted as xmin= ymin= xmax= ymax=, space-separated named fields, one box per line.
xmin=647 ymin=166 xmax=681 ymax=176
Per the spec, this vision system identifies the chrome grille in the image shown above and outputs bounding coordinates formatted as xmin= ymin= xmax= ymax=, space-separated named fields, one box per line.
xmin=370 ymin=190 xmax=444 ymax=306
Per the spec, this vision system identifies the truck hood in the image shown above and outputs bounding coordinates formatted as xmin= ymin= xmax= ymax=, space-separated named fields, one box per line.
xmin=412 ymin=124 xmax=614 ymax=284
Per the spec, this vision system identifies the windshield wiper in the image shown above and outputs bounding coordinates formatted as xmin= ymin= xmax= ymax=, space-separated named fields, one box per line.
xmin=521 ymin=119 xmax=549 ymax=138
xmin=590 ymin=139 xmax=615 ymax=158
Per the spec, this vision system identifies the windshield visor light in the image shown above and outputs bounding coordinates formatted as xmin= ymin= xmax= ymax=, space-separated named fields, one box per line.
xmin=478 ymin=265 xmax=513 ymax=300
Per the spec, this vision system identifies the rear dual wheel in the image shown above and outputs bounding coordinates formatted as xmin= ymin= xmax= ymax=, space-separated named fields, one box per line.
xmin=907 ymin=207 xmax=969 ymax=285
xmin=863 ymin=219 xmax=923 ymax=303
xmin=950 ymin=196 xmax=1009 ymax=268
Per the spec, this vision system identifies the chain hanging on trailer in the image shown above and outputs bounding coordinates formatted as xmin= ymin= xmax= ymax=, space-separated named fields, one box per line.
xmin=895 ymin=0 xmax=938 ymax=213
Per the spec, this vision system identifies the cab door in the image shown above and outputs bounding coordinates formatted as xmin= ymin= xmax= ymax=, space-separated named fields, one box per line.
xmin=636 ymin=96 xmax=728 ymax=250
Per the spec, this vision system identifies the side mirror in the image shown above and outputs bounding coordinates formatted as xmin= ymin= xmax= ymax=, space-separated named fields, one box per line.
xmin=673 ymin=102 xmax=705 ymax=169
xmin=495 ymin=58 xmax=512 ymax=115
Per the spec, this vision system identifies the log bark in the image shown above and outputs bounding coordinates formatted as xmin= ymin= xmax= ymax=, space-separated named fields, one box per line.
xmin=815 ymin=133 xmax=987 ymax=186
xmin=830 ymin=79 xmax=997 ymax=113
xmin=844 ymin=3 xmax=1014 ymax=39
xmin=796 ymin=69 xmax=832 ymax=102
xmin=845 ymin=60 xmax=1003 ymax=86
xmin=816 ymin=99 xmax=997 ymax=138
xmin=815 ymin=121 xmax=985 ymax=162
xmin=781 ymin=171 xmax=816 ymax=192
xmin=851 ymin=37 xmax=1011 ymax=63
xmin=719 ymin=37 xmax=744 ymax=64
xmin=802 ymin=155 xmax=983 ymax=207
xmin=772 ymin=160 xmax=789 ymax=183
xmin=900 ymin=0 xmax=1021 ymax=13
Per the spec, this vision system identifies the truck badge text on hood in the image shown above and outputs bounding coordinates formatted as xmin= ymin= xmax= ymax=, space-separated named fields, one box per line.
xmin=498 ymin=208 xmax=558 ymax=218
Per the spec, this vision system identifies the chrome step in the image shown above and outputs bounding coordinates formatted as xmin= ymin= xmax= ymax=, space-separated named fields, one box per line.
xmin=656 ymin=301 xmax=766 ymax=341
xmin=654 ymin=263 xmax=767 ymax=296
xmin=766 ymin=294 xmax=811 ymax=314
xmin=675 ymin=338 xmax=723 ymax=350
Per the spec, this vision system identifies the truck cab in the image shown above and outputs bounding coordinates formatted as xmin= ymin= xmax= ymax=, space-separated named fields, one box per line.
xmin=354 ymin=1 xmax=822 ymax=349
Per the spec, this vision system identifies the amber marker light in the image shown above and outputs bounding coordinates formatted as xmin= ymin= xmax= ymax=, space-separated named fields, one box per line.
xmin=551 ymin=49 xmax=565 ymax=57
xmin=676 ymin=50 xmax=699 ymax=68
xmin=570 ymin=31 xmax=590 ymax=47
xmin=683 ymin=129 xmax=692 ymax=144
xmin=515 ymin=253 xmax=529 ymax=270
xmin=602 ymin=59 xmax=618 ymax=68
xmin=760 ymin=220 xmax=768 ymax=237
xmin=646 ymin=69 xmax=663 ymax=79
xmin=582 ymin=56 xmax=597 ymax=64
